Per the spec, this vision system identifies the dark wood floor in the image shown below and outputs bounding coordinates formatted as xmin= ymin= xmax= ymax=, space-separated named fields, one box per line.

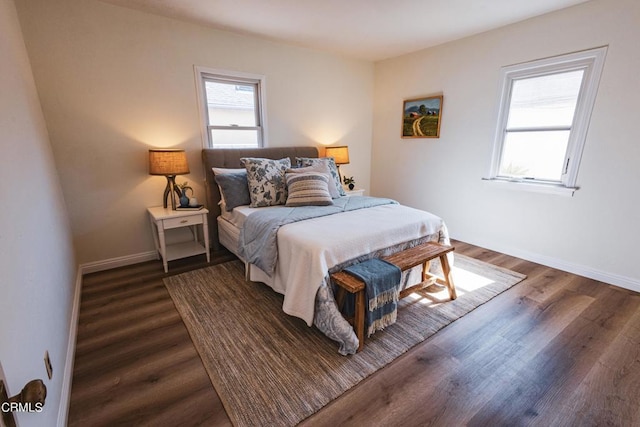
xmin=69 ymin=241 xmax=640 ymax=426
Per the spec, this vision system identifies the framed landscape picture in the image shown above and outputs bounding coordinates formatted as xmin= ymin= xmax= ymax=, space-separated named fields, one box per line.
xmin=402 ymin=95 xmax=443 ymax=138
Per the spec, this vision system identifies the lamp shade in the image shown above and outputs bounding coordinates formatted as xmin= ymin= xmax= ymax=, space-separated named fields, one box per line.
xmin=325 ymin=146 xmax=350 ymax=165
xmin=149 ymin=149 xmax=190 ymax=175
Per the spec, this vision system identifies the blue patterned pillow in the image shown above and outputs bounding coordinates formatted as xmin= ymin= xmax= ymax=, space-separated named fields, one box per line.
xmin=285 ymin=172 xmax=334 ymax=207
xmin=296 ymin=157 xmax=346 ymax=196
xmin=241 ymin=157 xmax=291 ymax=207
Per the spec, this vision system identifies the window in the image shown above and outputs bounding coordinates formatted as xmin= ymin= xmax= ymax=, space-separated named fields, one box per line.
xmin=195 ymin=67 xmax=266 ymax=148
xmin=488 ymin=47 xmax=607 ymax=195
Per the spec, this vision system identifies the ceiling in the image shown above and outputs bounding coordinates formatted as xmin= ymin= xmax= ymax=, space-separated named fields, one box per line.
xmin=99 ymin=0 xmax=590 ymax=61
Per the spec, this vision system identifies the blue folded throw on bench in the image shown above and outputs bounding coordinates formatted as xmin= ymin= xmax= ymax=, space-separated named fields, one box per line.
xmin=344 ymin=258 xmax=401 ymax=337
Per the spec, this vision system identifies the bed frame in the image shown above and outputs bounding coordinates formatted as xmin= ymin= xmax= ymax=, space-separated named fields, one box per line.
xmin=202 ymin=146 xmax=319 ymax=250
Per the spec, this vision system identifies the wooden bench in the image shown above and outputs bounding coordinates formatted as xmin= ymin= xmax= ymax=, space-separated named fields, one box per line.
xmin=330 ymin=242 xmax=456 ymax=352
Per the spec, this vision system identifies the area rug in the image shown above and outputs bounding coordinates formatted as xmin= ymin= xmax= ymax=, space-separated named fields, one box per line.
xmin=164 ymin=255 xmax=526 ymax=427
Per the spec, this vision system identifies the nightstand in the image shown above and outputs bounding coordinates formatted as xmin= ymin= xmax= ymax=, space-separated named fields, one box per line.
xmin=344 ymin=188 xmax=365 ymax=197
xmin=147 ymin=206 xmax=210 ymax=273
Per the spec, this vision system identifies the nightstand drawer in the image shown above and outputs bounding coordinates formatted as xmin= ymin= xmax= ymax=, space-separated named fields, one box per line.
xmin=163 ymin=214 xmax=203 ymax=229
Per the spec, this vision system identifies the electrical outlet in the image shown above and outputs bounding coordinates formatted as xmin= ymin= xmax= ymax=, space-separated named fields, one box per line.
xmin=44 ymin=352 xmax=52 ymax=380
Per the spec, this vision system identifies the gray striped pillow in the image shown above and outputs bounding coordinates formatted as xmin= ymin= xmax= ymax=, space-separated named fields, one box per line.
xmin=285 ymin=172 xmax=334 ymax=207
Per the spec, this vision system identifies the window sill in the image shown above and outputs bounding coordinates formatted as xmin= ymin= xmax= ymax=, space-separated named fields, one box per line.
xmin=481 ymin=178 xmax=577 ymax=197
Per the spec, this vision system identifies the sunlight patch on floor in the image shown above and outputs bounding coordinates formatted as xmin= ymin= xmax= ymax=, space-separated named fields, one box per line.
xmin=452 ymin=267 xmax=496 ymax=293
xmin=404 ymin=266 xmax=496 ymax=306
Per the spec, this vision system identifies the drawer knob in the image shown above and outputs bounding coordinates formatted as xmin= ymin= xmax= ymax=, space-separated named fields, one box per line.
xmin=180 ymin=219 xmax=188 ymax=224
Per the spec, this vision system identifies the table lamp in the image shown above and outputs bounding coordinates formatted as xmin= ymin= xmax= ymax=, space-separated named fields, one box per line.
xmin=325 ymin=145 xmax=350 ymax=183
xmin=149 ymin=149 xmax=190 ymax=210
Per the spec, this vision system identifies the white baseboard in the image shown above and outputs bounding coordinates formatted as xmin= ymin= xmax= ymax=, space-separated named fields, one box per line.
xmin=80 ymin=250 xmax=158 ymax=275
xmin=57 ymin=266 xmax=83 ymax=427
xmin=457 ymin=236 xmax=640 ymax=293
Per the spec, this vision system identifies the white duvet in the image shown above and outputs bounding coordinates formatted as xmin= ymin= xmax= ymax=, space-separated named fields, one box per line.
xmin=248 ymin=203 xmax=446 ymax=326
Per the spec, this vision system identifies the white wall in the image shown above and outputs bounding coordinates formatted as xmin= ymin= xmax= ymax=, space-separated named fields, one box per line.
xmin=373 ymin=0 xmax=640 ymax=288
xmin=15 ymin=0 xmax=374 ymax=266
xmin=13 ymin=0 xmax=638 ymax=289
xmin=0 ymin=0 xmax=77 ymax=425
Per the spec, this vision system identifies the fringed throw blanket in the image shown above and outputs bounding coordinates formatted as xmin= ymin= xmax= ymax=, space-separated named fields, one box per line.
xmin=344 ymin=259 xmax=401 ymax=337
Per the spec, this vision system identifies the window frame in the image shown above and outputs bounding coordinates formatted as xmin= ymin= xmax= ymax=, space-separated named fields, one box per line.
xmin=194 ymin=66 xmax=268 ymax=148
xmin=487 ymin=46 xmax=607 ymax=195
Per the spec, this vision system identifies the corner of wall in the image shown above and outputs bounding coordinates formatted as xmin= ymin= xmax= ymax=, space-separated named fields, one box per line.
xmin=56 ymin=266 xmax=83 ymax=427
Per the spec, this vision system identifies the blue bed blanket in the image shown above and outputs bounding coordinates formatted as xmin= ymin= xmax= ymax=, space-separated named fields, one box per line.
xmin=238 ymin=196 xmax=397 ymax=276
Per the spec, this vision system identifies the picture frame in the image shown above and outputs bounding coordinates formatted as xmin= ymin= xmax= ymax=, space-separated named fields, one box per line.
xmin=401 ymin=95 xmax=443 ymax=138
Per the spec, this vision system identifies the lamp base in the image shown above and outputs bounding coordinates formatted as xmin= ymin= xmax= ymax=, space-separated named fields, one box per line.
xmin=336 ymin=165 xmax=343 ymax=186
xmin=162 ymin=175 xmax=183 ymax=210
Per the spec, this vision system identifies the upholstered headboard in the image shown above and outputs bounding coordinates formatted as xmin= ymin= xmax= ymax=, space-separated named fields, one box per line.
xmin=202 ymin=146 xmax=319 ymax=249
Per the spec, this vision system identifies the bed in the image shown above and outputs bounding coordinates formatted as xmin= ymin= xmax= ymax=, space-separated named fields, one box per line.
xmin=202 ymin=147 xmax=451 ymax=355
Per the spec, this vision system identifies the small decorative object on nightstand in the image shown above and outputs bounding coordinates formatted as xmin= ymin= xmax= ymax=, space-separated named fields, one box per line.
xmin=343 ymin=175 xmax=355 ymax=190
xmin=147 ymin=206 xmax=210 ymax=273
xmin=177 ymin=181 xmax=193 ymax=208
